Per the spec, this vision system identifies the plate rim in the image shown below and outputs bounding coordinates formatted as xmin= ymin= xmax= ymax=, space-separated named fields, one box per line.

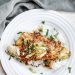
xmin=0 ymin=9 xmax=75 ymax=75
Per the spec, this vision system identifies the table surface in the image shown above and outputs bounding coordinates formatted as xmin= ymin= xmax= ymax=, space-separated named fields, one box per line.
xmin=0 ymin=12 xmax=75 ymax=75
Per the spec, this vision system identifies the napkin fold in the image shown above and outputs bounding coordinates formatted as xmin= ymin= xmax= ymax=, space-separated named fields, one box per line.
xmin=0 ymin=0 xmax=41 ymax=37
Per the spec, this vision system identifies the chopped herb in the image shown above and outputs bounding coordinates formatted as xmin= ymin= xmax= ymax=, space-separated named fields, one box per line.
xmin=29 ymin=67 xmax=33 ymax=72
xmin=45 ymin=29 xmax=49 ymax=36
xmin=23 ymin=40 xmax=29 ymax=51
xmin=16 ymin=58 xmax=22 ymax=63
xmin=8 ymin=54 xmax=15 ymax=60
xmin=49 ymin=34 xmax=58 ymax=41
xmin=16 ymin=58 xmax=20 ymax=61
xmin=41 ymin=21 xmax=45 ymax=24
xmin=17 ymin=32 xmax=22 ymax=34
xmin=49 ymin=35 xmax=55 ymax=41
xmin=38 ymin=28 xmax=43 ymax=32
xmin=28 ymin=44 xmax=35 ymax=53
xmin=29 ymin=44 xmax=35 ymax=50
xmin=44 ymin=60 xmax=50 ymax=66
xmin=59 ymin=59 xmax=61 ymax=61
xmin=25 ymin=47 xmax=29 ymax=51
xmin=24 ymin=43 xmax=35 ymax=53
xmin=19 ymin=60 xmax=22 ymax=63
xmin=24 ymin=39 xmax=28 ymax=45
xmin=68 ymin=67 xmax=71 ymax=73
xmin=29 ymin=67 xmax=36 ymax=73
xmin=9 ymin=56 xmax=11 ymax=60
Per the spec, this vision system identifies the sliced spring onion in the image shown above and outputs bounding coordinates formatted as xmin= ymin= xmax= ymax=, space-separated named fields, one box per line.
xmin=29 ymin=44 xmax=35 ymax=50
xmin=38 ymin=28 xmax=43 ymax=32
xmin=44 ymin=60 xmax=51 ymax=66
xmin=17 ymin=32 xmax=22 ymax=34
xmin=68 ymin=67 xmax=71 ymax=73
xmin=49 ymin=35 xmax=57 ymax=41
xmin=38 ymin=25 xmax=43 ymax=33
xmin=29 ymin=67 xmax=36 ymax=73
xmin=41 ymin=21 xmax=45 ymax=24
xmin=45 ymin=29 xmax=49 ymax=36
xmin=24 ymin=39 xmax=28 ymax=45
xmin=49 ymin=35 xmax=55 ymax=40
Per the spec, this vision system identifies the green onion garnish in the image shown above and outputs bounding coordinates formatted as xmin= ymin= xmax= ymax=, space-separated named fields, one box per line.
xmin=24 ymin=39 xmax=28 ymax=45
xmin=30 ymin=44 xmax=35 ymax=50
xmin=44 ymin=60 xmax=51 ymax=66
xmin=68 ymin=67 xmax=71 ymax=73
xmin=29 ymin=67 xmax=36 ymax=73
xmin=17 ymin=32 xmax=22 ymax=34
xmin=49 ymin=34 xmax=58 ymax=41
xmin=45 ymin=29 xmax=49 ymax=36
xmin=38 ymin=28 xmax=43 ymax=32
xmin=41 ymin=21 xmax=45 ymax=24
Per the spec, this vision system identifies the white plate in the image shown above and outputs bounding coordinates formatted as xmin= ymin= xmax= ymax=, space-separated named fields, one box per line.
xmin=0 ymin=9 xmax=75 ymax=75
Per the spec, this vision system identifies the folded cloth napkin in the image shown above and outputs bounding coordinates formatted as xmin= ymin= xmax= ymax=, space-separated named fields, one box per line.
xmin=0 ymin=0 xmax=41 ymax=37
xmin=0 ymin=0 xmax=75 ymax=37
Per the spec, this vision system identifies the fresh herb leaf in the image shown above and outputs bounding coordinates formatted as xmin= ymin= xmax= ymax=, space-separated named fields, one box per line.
xmin=59 ymin=59 xmax=61 ymax=61
xmin=24 ymin=47 xmax=29 ymax=51
xmin=49 ymin=35 xmax=55 ymax=40
xmin=29 ymin=67 xmax=36 ymax=73
xmin=44 ymin=60 xmax=50 ymax=66
xmin=29 ymin=67 xmax=33 ymax=72
xmin=38 ymin=28 xmax=43 ymax=32
xmin=16 ymin=58 xmax=20 ymax=61
xmin=17 ymin=32 xmax=22 ymax=34
xmin=24 ymin=47 xmax=30 ymax=53
xmin=41 ymin=21 xmax=45 ymax=24
xmin=68 ymin=67 xmax=71 ymax=73
xmin=49 ymin=34 xmax=58 ymax=41
xmin=16 ymin=58 xmax=22 ymax=63
xmin=45 ymin=29 xmax=49 ymax=36
xmin=30 ymin=44 xmax=35 ymax=50
xmin=24 ymin=39 xmax=28 ymax=45
xmin=28 ymin=44 xmax=35 ymax=53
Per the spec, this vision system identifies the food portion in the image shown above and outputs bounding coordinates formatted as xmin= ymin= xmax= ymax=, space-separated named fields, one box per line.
xmin=6 ymin=23 xmax=71 ymax=69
